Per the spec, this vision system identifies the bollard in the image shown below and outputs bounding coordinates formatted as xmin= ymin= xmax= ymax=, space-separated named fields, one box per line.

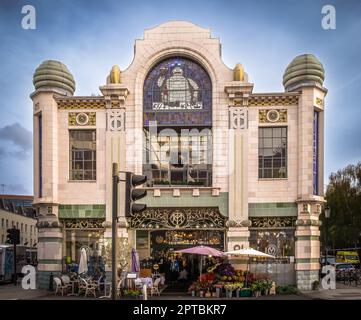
xmin=48 ymin=272 xmax=54 ymax=291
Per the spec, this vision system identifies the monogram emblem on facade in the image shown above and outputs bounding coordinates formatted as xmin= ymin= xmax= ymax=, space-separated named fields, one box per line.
xmin=229 ymin=107 xmax=248 ymax=130
xmin=107 ymin=109 xmax=125 ymax=131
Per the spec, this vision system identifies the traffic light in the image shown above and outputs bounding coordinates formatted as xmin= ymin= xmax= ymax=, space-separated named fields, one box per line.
xmin=6 ymin=228 xmax=20 ymax=245
xmin=125 ymin=172 xmax=147 ymax=217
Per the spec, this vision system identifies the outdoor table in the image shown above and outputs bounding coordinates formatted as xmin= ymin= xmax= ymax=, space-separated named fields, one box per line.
xmin=67 ymin=279 xmax=79 ymax=296
xmin=99 ymin=282 xmax=112 ymax=299
xmin=139 ymin=277 xmax=153 ymax=288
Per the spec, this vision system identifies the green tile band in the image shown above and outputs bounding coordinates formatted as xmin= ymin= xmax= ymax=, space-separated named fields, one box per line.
xmin=59 ymin=204 xmax=106 ymax=218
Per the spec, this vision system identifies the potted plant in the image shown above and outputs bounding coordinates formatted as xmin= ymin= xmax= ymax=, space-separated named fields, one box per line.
xmin=312 ymin=280 xmax=320 ymax=290
xmin=240 ymin=287 xmax=252 ymax=297
xmin=251 ymin=281 xmax=261 ymax=297
xmin=234 ymin=282 xmax=244 ymax=298
xmin=123 ymin=289 xmax=142 ymax=299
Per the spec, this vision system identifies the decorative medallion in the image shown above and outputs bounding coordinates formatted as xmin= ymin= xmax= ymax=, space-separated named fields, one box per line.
xmin=315 ymin=97 xmax=323 ymax=107
xmin=129 ymin=207 xmax=226 ymax=230
xmin=68 ymin=112 xmax=96 ymax=126
xmin=250 ymin=216 xmax=296 ymax=229
xmin=259 ymin=109 xmax=287 ymax=123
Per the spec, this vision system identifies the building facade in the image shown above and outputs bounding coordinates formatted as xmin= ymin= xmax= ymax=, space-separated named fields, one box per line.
xmin=0 ymin=195 xmax=38 ymax=246
xmin=31 ymin=21 xmax=327 ymax=290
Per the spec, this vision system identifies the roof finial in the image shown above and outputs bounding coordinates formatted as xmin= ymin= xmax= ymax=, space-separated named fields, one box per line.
xmin=109 ymin=65 xmax=121 ymax=84
xmin=233 ymin=63 xmax=244 ymax=81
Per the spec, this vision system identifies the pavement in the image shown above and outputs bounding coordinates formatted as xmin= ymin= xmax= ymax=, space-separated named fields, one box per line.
xmin=299 ymin=282 xmax=361 ymax=300
xmin=1 ymin=281 xmax=360 ymax=300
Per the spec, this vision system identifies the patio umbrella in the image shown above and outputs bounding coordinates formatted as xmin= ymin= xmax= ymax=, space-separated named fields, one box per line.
xmin=131 ymin=248 xmax=140 ymax=272
xmin=175 ymin=245 xmax=224 ymax=278
xmin=225 ymin=248 xmax=275 ymax=286
xmin=78 ymin=247 xmax=88 ymax=275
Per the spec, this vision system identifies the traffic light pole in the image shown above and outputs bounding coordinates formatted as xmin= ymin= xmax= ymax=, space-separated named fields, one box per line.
xmin=111 ymin=163 xmax=119 ymax=300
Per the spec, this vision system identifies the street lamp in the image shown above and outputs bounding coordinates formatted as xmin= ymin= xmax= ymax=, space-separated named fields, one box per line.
xmin=324 ymin=207 xmax=331 ymax=265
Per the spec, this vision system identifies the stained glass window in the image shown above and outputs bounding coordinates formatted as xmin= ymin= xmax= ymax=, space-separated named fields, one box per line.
xmin=143 ymin=57 xmax=212 ymax=127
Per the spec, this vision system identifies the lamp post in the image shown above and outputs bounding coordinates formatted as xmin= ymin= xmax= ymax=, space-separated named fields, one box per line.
xmin=324 ymin=207 xmax=331 ymax=266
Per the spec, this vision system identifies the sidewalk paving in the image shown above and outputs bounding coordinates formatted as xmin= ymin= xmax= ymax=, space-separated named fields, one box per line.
xmin=299 ymin=283 xmax=361 ymax=300
xmin=4 ymin=282 xmax=361 ymax=300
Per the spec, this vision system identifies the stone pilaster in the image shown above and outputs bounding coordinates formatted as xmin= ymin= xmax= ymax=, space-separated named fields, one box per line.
xmin=291 ymin=83 xmax=327 ymax=289
xmin=295 ymin=201 xmax=323 ymax=290
xmin=225 ymin=81 xmax=253 ymax=253
xmin=36 ymin=213 xmax=63 ymax=289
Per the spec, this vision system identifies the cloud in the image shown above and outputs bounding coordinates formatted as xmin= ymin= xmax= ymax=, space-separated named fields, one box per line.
xmin=0 ymin=123 xmax=32 ymax=159
xmin=0 ymin=183 xmax=29 ymax=195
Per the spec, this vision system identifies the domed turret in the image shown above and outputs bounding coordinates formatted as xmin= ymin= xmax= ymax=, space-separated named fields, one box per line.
xmin=283 ymin=54 xmax=324 ymax=91
xmin=33 ymin=60 xmax=75 ymax=95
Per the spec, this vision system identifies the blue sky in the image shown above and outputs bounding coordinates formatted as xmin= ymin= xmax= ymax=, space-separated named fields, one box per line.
xmin=0 ymin=0 xmax=360 ymax=195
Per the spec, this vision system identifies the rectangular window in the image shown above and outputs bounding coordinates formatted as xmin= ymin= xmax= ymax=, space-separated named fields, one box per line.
xmin=313 ymin=111 xmax=319 ymax=195
xmin=143 ymin=128 xmax=212 ymax=187
xmin=30 ymin=225 xmax=33 ymax=234
xmin=25 ymin=224 xmax=27 ymax=233
xmin=1 ymin=235 xmax=4 ymax=244
xmin=21 ymin=223 xmax=23 ymax=232
xmin=259 ymin=127 xmax=287 ymax=179
xmin=1 ymin=218 xmax=3 ymax=228
xmin=6 ymin=220 xmax=8 ymax=228
xmin=69 ymin=130 xmax=96 ymax=180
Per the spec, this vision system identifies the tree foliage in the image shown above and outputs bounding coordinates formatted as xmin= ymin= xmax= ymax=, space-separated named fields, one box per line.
xmin=323 ymin=162 xmax=361 ymax=250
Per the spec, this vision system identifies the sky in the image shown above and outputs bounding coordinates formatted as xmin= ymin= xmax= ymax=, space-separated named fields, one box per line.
xmin=0 ymin=0 xmax=360 ymax=195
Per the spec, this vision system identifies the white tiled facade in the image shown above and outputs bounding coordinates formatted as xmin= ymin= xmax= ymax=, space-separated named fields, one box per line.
xmin=31 ymin=21 xmax=326 ymax=290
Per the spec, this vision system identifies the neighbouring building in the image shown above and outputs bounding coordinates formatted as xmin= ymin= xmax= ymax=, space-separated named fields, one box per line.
xmin=31 ymin=21 xmax=327 ymax=290
xmin=0 ymin=195 xmax=38 ymax=247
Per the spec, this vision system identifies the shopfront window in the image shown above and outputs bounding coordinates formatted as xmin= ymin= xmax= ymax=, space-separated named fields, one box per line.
xmin=69 ymin=130 xmax=96 ymax=180
xmin=249 ymin=229 xmax=295 ymax=258
xmin=259 ymin=127 xmax=287 ymax=179
xmin=143 ymin=57 xmax=212 ymax=187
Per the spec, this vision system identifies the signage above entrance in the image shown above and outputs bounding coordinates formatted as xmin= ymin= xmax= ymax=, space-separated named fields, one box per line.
xmin=129 ymin=207 xmax=226 ymax=230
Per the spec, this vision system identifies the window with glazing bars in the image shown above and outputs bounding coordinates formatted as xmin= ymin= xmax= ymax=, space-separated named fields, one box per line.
xmin=258 ymin=127 xmax=287 ymax=179
xmin=69 ymin=130 xmax=96 ymax=180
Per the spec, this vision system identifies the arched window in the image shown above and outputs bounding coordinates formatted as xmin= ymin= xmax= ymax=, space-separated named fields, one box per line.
xmin=143 ymin=57 xmax=212 ymax=127
xmin=143 ymin=57 xmax=212 ymax=187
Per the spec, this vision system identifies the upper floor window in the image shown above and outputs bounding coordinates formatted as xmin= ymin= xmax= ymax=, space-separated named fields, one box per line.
xmin=143 ymin=57 xmax=212 ymax=187
xmin=69 ymin=130 xmax=96 ymax=181
xmin=259 ymin=127 xmax=287 ymax=179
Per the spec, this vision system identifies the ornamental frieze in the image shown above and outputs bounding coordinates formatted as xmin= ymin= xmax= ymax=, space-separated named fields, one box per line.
xmin=249 ymin=95 xmax=299 ymax=107
xmin=61 ymin=218 xmax=105 ymax=229
xmin=68 ymin=112 xmax=96 ymax=126
xmin=259 ymin=109 xmax=287 ymax=123
xmin=129 ymin=207 xmax=226 ymax=230
xmin=56 ymin=97 xmax=106 ymax=110
xmin=250 ymin=216 xmax=296 ymax=228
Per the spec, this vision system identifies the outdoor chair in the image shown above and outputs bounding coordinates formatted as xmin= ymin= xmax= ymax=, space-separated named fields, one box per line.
xmin=61 ymin=275 xmax=72 ymax=294
xmin=78 ymin=277 xmax=97 ymax=298
xmin=54 ymin=277 xmax=67 ymax=296
xmin=150 ymin=277 xmax=161 ymax=296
